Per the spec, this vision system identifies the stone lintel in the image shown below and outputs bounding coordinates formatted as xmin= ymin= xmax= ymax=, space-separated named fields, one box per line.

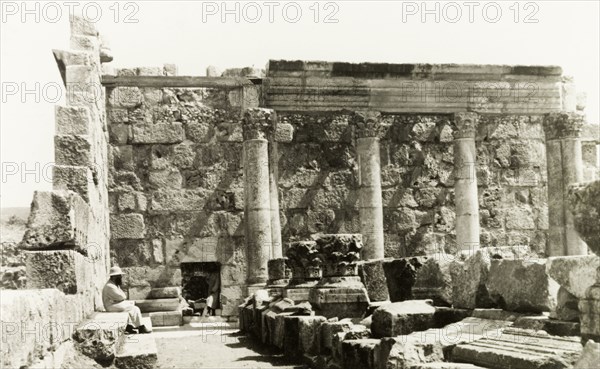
xmin=543 ymin=112 xmax=585 ymax=140
xmin=242 ymin=108 xmax=276 ymax=140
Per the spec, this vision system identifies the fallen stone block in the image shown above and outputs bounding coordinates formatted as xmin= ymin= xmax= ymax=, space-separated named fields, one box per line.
xmin=513 ymin=316 xmax=580 ymax=337
xmin=449 ymin=246 xmax=537 ymax=309
xmin=358 ymin=259 xmax=390 ymax=302
xmin=341 ymin=338 xmax=380 ymax=369
xmin=20 ymin=191 xmax=90 ymax=252
xmin=413 ymin=253 xmax=453 ymax=306
xmin=134 ymin=298 xmax=180 ymax=313
xmin=486 ymin=259 xmax=559 ymax=313
xmin=73 ymin=312 xmax=129 ymax=366
xmin=115 ymin=333 xmax=157 ymax=369
xmin=371 ymin=300 xmax=436 ymax=338
xmin=552 ymin=287 xmax=579 ymax=321
xmin=272 ymin=312 xmax=294 ymax=349
xmin=298 ymin=315 xmax=327 ymax=355
xmin=546 ymin=255 xmax=600 ymax=299
xmin=452 ymin=327 xmax=583 ymax=369
xmin=373 ymin=335 xmax=445 ymax=369
xmin=309 ymin=286 xmax=370 ymax=319
xmin=320 ymin=319 xmax=353 ymax=353
xmin=332 ymin=324 xmax=371 ymax=363
xmin=382 ymin=257 xmax=425 ymax=302
xmin=470 ymin=308 xmax=531 ymax=321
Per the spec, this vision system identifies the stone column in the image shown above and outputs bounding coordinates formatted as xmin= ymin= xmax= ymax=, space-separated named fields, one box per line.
xmin=543 ymin=112 xmax=587 ymax=256
xmin=243 ymin=108 xmax=274 ymax=286
xmin=268 ymin=116 xmax=283 ymax=259
xmin=353 ymin=111 xmax=385 ymax=260
xmin=453 ymin=112 xmax=480 ymax=253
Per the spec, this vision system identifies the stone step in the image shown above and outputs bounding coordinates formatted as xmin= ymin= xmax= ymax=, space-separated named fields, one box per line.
xmin=115 ymin=333 xmax=158 ymax=369
xmin=145 ymin=311 xmax=183 ymax=327
xmin=413 ymin=363 xmax=489 ymax=369
xmin=452 ymin=328 xmax=583 ymax=369
xmin=148 ymin=286 xmax=181 ymax=299
xmin=72 ymin=312 xmax=129 ymax=365
xmin=135 ymin=298 xmax=180 ymax=313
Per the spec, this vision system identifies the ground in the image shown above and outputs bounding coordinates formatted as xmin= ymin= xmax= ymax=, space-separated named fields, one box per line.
xmin=154 ymin=325 xmax=304 ymax=369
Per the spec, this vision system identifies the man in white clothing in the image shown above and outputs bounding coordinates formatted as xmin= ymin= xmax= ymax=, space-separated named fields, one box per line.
xmin=102 ymin=266 xmax=150 ymax=334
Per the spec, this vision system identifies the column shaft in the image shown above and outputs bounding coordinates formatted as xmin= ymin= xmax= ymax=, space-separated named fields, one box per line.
xmin=353 ymin=111 xmax=385 ymax=260
xmin=357 ymin=137 xmax=385 ymax=260
xmin=544 ymin=112 xmax=587 ymax=256
xmin=243 ymin=109 xmax=274 ymax=285
xmin=269 ymin=139 xmax=283 ymax=259
xmin=453 ymin=113 xmax=480 ymax=253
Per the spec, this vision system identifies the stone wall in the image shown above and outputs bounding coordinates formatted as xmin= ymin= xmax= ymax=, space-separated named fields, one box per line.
xmin=1 ymin=16 xmax=111 ymax=369
xmin=106 ymin=74 xmax=252 ymax=316
xmin=277 ymin=113 xmax=550 ymax=256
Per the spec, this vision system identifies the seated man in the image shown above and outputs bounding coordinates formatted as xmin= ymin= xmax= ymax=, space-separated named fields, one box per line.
xmin=102 ymin=266 xmax=150 ymax=334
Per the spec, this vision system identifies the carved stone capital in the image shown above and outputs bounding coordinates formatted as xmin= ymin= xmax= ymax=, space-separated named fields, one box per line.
xmin=242 ymin=108 xmax=276 ymax=140
xmin=543 ymin=112 xmax=585 ymax=140
xmin=315 ymin=234 xmax=363 ymax=277
xmin=453 ymin=112 xmax=479 ymax=139
xmin=352 ymin=110 xmax=383 ymax=138
xmin=285 ymin=241 xmax=322 ymax=281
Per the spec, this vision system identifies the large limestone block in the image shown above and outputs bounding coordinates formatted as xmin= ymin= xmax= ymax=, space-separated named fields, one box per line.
xmin=21 ymin=191 xmax=90 ymax=252
xmin=110 ymin=213 xmax=145 ymax=239
xmin=132 ymin=123 xmax=184 ymax=144
xmin=546 ymin=255 xmax=600 ymax=299
xmin=413 ymin=254 xmax=453 ymax=306
xmin=298 ymin=316 xmax=327 ymax=355
xmin=320 ymin=319 xmax=353 ymax=353
xmin=358 ymin=259 xmax=390 ymax=302
xmin=371 ymin=300 xmax=436 ymax=338
xmin=374 ymin=335 xmax=445 ymax=369
xmin=25 ymin=250 xmax=91 ymax=294
xmin=0 ymin=290 xmax=89 ymax=369
xmin=134 ymin=298 xmax=180 ymax=313
xmin=341 ymin=338 xmax=380 ymax=369
xmin=450 ymin=246 xmax=536 ymax=309
xmin=486 ymin=259 xmax=559 ymax=313
xmin=452 ymin=327 xmax=583 ymax=369
xmin=332 ymin=324 xmax=371 ymax=362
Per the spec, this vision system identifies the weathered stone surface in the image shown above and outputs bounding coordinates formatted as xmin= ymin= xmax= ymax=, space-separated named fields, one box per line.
xmin=149 ymin=311 xmax=183 ymax=326
xmin=148 ymin=286 xmax=181 ymax=299
xmin=320 ymin=319 xmax=353 ymax=353
xmin=383 ymin=257 xmax=425 ymax=302
xmin=298 ymin=315 xmax=327 ymax=355
xmin=55 ymin=105 xmax=91 ymax=135
xmin=371 ymin=300 xmax=436 ymax=338
xmin=450 ymin=246 xmax=536 ymax=309
xmin=131 ymin=123 xmax=184 ymax=144
xmin=452 ymin=327 xmax=583 ymax=369
xmin=413 ymin=254 xmax=453 ymax=306
xmin=115 ymin=334 xmax=158 ymax=369
xmin=486 ymin=259 xmax=559 ymax=313
xmin=332 ymin=324 xmax=371 ymax=362
xmin=358 ymin=259 xmax=390 ymax=302
xmin=574 ymin=340 xmax=600 ymax=369
xmin=110 ymin=213 xmax=145 ymax=239
xmin=25 ymin=250 xmax=90 ymax=294
xmin=546 ymin=255 xmax=600 ymax=299
xmin=341 ymin=338 xmax=380 ymax=369
xmin=73 ymin=312 xmax=129 ymax=365
xmin=309 ymin=286 xmax=370 ymax=319
xmin=552 ymin=287 xmax=579 ymax=321
xmin=513 ymin=316 xmax=580 ymax=337
xmin=20 ymin=191 xmax=90 ymax=252
xmin=374 ymin=335 xmax=445 ymax=369
xmin=134 ymin=298 xmax=180 ymax=313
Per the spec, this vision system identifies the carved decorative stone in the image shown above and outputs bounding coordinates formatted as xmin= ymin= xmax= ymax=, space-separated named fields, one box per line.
xmin=242 ymin=108 xmax=276 ymax=140
xmin=544 ymin=112 xmax=585 ymax=140
xmin=352 ymin=110 xmax=383 ymax=138
xmin=309 ymin=234 xmax=370 ymax=318
xmin=453 ymin=112 xmax=479 ymax=139
xmin=284 ymin=241 xmax=322 ymax=302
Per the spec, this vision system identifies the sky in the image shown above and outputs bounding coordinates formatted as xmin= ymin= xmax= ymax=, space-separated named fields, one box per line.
xmin=1 ymin=0 xmax=599 ymax=208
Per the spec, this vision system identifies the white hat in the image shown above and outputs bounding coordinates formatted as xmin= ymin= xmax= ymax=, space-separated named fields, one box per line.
xmin=109 ymin=266 xmax=123 ymax=276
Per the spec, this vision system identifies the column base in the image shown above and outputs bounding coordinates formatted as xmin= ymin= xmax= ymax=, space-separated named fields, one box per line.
xmin=283 ymin=280 xmax=319 ymax=303
xmin=308 ymin=286 xmax=370 ymax=319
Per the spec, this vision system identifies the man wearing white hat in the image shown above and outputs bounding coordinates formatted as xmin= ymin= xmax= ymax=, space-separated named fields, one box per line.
xmin=102 ymin=266 xmax=150 ymax=334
